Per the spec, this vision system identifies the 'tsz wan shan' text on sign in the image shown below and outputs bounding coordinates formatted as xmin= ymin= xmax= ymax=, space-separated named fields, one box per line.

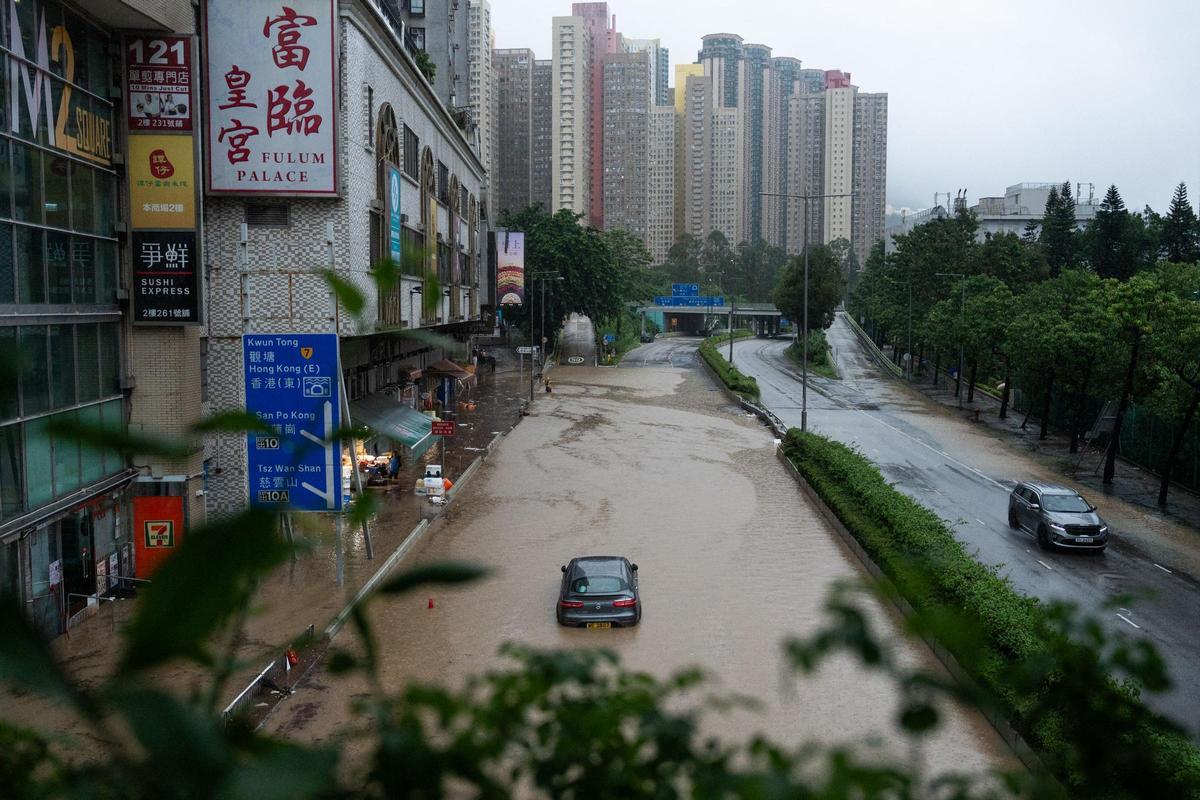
xmin=204 ymin=0 xmax=338 ymax=195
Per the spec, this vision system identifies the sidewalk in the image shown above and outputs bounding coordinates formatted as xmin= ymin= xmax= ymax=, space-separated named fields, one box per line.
xmin=1 ymin=352 xmax=533 ymax=752
xmin=850 ymin=322 xmax=1200 ymax=533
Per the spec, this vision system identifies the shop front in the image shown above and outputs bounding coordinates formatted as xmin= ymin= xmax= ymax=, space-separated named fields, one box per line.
xmin=14 ymin=485 xmax=133 ymax=637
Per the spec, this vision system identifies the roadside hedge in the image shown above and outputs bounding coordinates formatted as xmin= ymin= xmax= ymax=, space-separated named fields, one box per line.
xmin=781 ymin=429 xmax=1200 ymax=799
xmin=699 ymin=331 xmax=759 ymax=399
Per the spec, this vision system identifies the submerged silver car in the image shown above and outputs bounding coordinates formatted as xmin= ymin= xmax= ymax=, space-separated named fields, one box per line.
xmin=1008 ymin=481 xmax=1109 ymax=552
xmin=556 ymin=556 xmax=640 ymax=628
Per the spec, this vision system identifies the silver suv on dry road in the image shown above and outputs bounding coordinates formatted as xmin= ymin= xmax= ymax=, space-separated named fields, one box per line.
xmin=1008 ymin=481 xmax=1109 ymax=552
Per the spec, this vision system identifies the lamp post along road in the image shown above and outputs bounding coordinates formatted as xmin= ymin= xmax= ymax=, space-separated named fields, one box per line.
xmin=760 ymin=191 xmax=854 ymax=432
xmin=529 ymin=272 xmax=561 ymax=402
xmin=936 ymin=272 xmax=966 ymax=408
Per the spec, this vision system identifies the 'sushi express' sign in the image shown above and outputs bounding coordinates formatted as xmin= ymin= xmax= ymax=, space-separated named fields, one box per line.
xmin=203 ymin=0 xmax=337 ymax=195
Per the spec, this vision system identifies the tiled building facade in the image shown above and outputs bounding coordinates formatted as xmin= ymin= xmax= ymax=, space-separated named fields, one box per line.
xmin=203 ymin=2 xmax=487 ymax=515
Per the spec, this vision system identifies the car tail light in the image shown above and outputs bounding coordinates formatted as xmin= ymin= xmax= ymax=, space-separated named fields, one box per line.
xmin=558 ymin=600 xmax=584 ymax=608
xmin=613 ymin=598 xmax=637 ymax=608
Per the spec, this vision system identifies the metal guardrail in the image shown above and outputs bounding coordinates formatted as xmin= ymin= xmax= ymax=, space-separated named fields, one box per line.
xmin=841 ymin=314 xmax=903 ymax=379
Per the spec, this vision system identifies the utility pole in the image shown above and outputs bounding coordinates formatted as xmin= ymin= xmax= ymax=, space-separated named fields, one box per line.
xmin=529 ymin=271 xmax=561 ymax=402
xmin=761 ymin=191 xmax=854 ymax=432
xmin=936 ymin=272 xmax=966 ymax=408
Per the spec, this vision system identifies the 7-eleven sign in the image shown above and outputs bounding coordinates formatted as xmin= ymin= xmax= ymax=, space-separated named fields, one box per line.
xmin=134 ymin=496 xmax=185 ymax=577
xmin=144 ymin=520 xmax=175 ymax=548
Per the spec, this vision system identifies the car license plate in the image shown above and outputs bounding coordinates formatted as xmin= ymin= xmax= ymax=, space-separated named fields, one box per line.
xmin=586 ymin=622 xmax=611 ymax=630
xmin=1076 ymin=536 xmax=1093 ymax=544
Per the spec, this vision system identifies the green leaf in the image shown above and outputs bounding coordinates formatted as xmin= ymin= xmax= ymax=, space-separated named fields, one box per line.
xmin=372 ymin=257 xmax=399 ymax=296
xmin=323 ymin=270 xmax=365 ymax=317
xmin=0 ymin=591 xmax=73 ymax=701
xmin=324 ymin=424 xmax=374 ymax=443
xmin=47 ymin=415 xmax=191 ymax=460
xmin=377 ymin=561 xmax=489 ymax=595
xmin=898 ymin=702 xmax=939 ymax=734
xmin=219 ymin=740 xmax=339 ymax=800
xmin=117 ymin=688 xmax=227 ymax=774
xmin=191 ymin=411 xmax=275 ymax=435
xmin=119 ymin=510 xmax=296 ymax=673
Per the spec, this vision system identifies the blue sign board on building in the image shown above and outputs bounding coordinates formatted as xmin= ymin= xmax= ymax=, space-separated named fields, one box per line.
xmin=653 ymin=296 xmax=725 ymax=307
xmin=386 ymin=164 xmax=403 ymax=263
xmin=243 ymin=333 xmax=343 ymax=512
xmin=671 ymin=283 xmax=700 ymax=297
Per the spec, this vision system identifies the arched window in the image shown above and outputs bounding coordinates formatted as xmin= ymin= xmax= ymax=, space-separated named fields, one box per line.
xmin=373 ymin=104 xmax=403 ymax=325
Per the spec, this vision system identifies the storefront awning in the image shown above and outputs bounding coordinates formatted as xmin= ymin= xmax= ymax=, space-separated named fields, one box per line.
xmin=349 ymin=394 xmax=434 ymax=457
xmin=425 ymin=359 xmax=472 ymax=380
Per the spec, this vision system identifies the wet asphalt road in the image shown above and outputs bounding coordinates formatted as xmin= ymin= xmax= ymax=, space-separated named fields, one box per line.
xmin=267 ymin=316 xmax=1011 ymax=779
xmin=618 ymin=334 xmax=704 ymax=369
xmin=728 ymin=313 xmax=1200 ymax=736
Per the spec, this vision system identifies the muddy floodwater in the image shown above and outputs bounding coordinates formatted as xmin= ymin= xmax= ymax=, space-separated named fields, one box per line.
xmin=269 ymin=359 xmax=1012 ymax=782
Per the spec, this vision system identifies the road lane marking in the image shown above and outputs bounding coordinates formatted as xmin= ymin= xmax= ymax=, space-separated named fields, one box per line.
xmin=1116 ymin=613 xmax=1141 ymax=630
xmin=1154 ymin=563 xmax=1173 ymax=574
xmin=1036 ymin=560 xmax=1053 ymax=571
xmin=976 ymin=518 xmax=986 ymax=526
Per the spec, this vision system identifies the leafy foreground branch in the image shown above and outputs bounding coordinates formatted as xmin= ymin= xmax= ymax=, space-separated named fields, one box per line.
xmin=780 ymin=429 xmax=1200 ymax=799
xmin=1 ymin=475 xmax=1195 ymax=797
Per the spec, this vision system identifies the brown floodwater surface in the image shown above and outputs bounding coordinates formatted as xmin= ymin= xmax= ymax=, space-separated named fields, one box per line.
xmin=268 ymin=358 xmax=1012 ymax=785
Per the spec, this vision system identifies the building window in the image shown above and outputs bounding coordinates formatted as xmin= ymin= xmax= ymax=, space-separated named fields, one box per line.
xmin=408 ymin=0 xmax=425 ymax=15
xmin=403 ymin=125 xmax=419 ymax=178
xmin=437 ymin=162 xmax=450 ymax=204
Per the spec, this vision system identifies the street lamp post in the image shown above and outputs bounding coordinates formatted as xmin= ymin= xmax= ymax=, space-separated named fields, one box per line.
xmin=409 ymin=285 xmax=423 ymax=329
xmin=529 ymin=271 xmax=561 ymax=402
xmin=760 ymin=191 xmax=854 ymax=432
xmin=936 ymin=272 xmax=966 ymax=408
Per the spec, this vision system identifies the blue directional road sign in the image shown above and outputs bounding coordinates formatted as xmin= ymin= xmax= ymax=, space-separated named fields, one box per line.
xmin=603 ymin=334 xmax=615 ymax=344
xmin=653 ymin=295 xmax=725 ymax=307
xmin=243 ymin=333 xmax=343 ymax=512
xmin=671 ymin=283 xmax=700 ymax=297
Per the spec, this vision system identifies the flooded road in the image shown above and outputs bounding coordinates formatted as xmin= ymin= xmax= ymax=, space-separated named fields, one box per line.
xmin=268 ymin=327 xmax=1011 ymax=784
xmin=732 ymin=313 xmax=1200 ymax=735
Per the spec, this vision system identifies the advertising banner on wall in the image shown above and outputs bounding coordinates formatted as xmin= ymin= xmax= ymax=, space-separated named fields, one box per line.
xmin=496 ymin=230 xmax=525 ymax=306
xmin=203 ymin=0 xmax=338 ymax=195
xmin=129 ymin=135 xmax=197 ymax=229
xmin=133 ymin=495 xmax=185 ymax=577
xmin=132 ymin=231 xmax=200 ymax=322
xmin=125 ymin=31 xmax=203 ymax=326
xmin=386 ymin=164 xmax=403 ymax=263
xmin=126 ymin=35 xmax=193 ymax=131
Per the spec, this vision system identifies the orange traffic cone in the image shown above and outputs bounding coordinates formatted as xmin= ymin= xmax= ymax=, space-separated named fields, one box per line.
xmin=427 ymin=597 xmax=435 ymax=609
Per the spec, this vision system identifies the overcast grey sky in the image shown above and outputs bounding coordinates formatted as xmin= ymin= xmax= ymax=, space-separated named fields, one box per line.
xmin=492 ymin=0 xmax=1200 ymax=214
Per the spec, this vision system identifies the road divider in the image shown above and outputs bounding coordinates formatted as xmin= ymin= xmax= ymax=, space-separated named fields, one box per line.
xmin=698 ymin=331 xmax=759 ymax=400
xmin=777 ymin=428 xmax=1200 ymax=798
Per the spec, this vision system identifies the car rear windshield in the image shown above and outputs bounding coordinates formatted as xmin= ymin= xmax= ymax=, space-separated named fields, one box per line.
xmin=571 ymin=576 xmax=626 ymax=594
xmin=1041 ymin=494 xmax=1090 ymax=513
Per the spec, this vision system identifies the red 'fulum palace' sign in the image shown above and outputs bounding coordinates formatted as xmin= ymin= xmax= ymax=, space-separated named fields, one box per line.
xmin=203 ymin=0 xmax=338 ymax=195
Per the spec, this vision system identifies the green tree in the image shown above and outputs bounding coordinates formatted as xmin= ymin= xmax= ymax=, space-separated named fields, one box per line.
xmin=660 ymin=233 xmax=703 ymax=284
xmin=1039 ymin=182 xmax=1078 ymax=275
xmin=1101 ymin=273 xmax=1167 ymax=484
xmin=1162 ymin=182 xmax=1200 ymax=264
xmin=730 ymin=240 xmax=789 ymax=302
xmin=976 ymin=231 xmax=1046 ymax=290
xmin=497 ymin=206 xmax=637 ymax=345
xmin=699 ymin=230 xmax=736 ymax=292
xmin=1144 ymin=264 xmax=1200 ymax=505
xmin=773 ymin=245 xmax=842 ymax=332
xmin=1084 ymin=185 xmax=1140 ymax=280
